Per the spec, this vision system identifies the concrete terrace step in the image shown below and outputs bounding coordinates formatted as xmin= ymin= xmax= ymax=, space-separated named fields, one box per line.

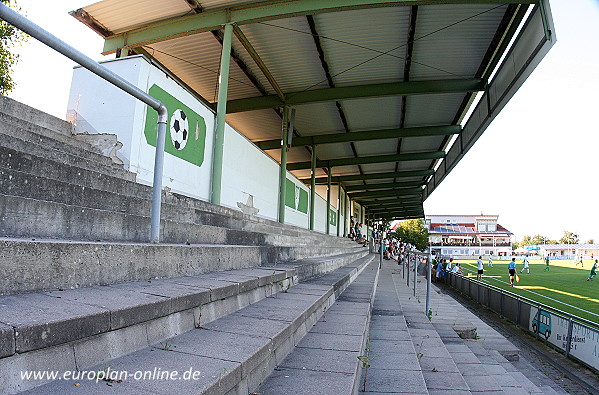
xmin=0 ymin=145 xmax=356 ymax=247
xmin=11 ymin=254 xmax=376 ymax=394
xmin=0 ymin=96 xmax=74 ymax=138
xmin=0 ymin=238 xmax=368 ymax=295
xmin=0 ymin=133 xmax=136 ymax=182
xmin=257 ymin=258 xmax=380 ymax=395
xmin=359 ymin=264 xmax=428 ymax=395
xmin=0 ymin=111 xmax=117 ymax=167
xmin=393 ymin=270 xmax=558 ymax=394
xmin=0 ymin=192 xmax=360 ymax=250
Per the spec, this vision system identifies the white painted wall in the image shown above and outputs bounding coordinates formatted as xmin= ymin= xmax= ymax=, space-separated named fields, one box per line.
xmin=66 ymin=56 xmax=343 ymax=235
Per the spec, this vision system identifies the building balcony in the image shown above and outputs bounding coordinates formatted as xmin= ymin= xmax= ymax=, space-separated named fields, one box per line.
xmin=430 ymin=242 xmax=511 ymax=247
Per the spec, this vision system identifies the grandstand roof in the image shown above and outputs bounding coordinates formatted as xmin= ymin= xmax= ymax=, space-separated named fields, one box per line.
xmin=72 ymin=0 xmax=555 ymax=221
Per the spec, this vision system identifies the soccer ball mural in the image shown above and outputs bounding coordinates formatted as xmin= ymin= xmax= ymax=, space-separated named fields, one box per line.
xmin=170 ymin=109 xmax=189 ymax=150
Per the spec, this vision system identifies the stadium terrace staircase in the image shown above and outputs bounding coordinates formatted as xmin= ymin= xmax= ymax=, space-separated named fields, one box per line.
xmin=0 ymin=96 xmax=371 ymax=393
xmin=0 ymin=96 xmax=573 ymax=394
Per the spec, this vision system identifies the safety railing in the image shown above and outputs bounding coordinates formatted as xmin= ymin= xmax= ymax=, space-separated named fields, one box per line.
xmin=445 ymin=272 xmax=599 ymax=371
xmin=0 ymin=4 xmax=168 ymax=243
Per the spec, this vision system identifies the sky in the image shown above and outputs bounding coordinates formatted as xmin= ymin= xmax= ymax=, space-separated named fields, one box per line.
xmin=6 ymin=0 xmax=599 ymax=243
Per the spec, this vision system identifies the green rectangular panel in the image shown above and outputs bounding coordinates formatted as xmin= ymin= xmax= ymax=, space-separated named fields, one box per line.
xmin=285 ymin=179 xmax=308 ymax=214
xmin=329 ymin=208 xmax=337 ymax=226
xmin=144 ymin=84 xmax=207 ymax=167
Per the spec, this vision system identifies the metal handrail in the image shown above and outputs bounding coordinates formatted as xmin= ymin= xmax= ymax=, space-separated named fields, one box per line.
xmin=0 ymin=4 xmax=168 ymax=243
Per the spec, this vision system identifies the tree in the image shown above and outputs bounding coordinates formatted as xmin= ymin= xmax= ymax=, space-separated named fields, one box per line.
xmin=559 ymin=231 xmax=579 ymax=245
xmin=585 ymin=239 xmax=594 ymax=244
xmin=0 ymin=0 xmax=27 ymax=95
xmin=395 ymin=219 xmax=429 ymax=252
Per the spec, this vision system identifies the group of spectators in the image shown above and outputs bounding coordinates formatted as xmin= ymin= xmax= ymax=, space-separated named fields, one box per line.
xmin=379 ymin=237 xmax=417 ymax=266
xmin=348 ymin=216 xmax=367 ymax=246
xmin=433 ymin=257 xmax=463 ymax=282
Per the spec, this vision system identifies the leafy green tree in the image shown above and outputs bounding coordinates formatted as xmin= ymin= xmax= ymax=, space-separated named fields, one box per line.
xmin=395 ymin=219 xmax=429 ymax=251
xmin=0 ymin=0 xmax=27 ymax=94
xmin=586 ymin=239 xmax=595 ymax=244
xmin=559 ymin=231 xmax=579 ymax=245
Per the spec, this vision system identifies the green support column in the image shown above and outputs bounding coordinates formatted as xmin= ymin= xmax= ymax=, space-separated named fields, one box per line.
xmin=210 ymin=23 xmax=233 ymax=205
xmin=337 ymin=184 xmax=341 ymax=237
xmin=326 ymin=167 xmax=331 ymax=235
xmin=309 ymin=144 xmax=316 ymax=230
xmin=344 ymin=193 xmax=348 ymax=237
xmin=278 ymin=106 xmax=289 ymax=223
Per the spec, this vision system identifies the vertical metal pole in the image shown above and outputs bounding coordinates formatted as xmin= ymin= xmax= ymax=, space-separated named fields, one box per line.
xmin=407 ymin=255 xmax=410 ymax=287
xmin=337 ymin=184 xmax=341 ymax=237
xmin=413 ymin=254 xmax=417 ymax=296
xmin=343 ymin=192 xmax=348 ymax=237
xmin=210 ymin=23 xmax=233 ymax=205
xmin=326 ymin=167 xmax=331 ymax=234
xmin=278 ymin=106 xmax=289 ymax=223
xmin=309 ymin=144 xmax=316 ymax=230
xmin=150 ymin=115 xmax=168 ymax=243
xmin=425 ymin=254 xmax=431 ymax=318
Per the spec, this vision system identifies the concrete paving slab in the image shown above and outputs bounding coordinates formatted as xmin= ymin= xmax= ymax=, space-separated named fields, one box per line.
xmin=367 ymin=350 xmax=421 ymax=371
xmin=364 ymin=368 xmax=428 ymax=393
xmin=202 ymin=314 xmax=289 ymax=343
xmin=421 ymin=371 xmax=469 ymax=391
xmin=279 ymin=346 xmax=360 ymax=374
xmin=158 ymin=328 xmax=272 ymax=379
xmin=107 ymin=280 xmax=211 ymax=313
xmin=368 ymin=328 xmax=412 ymax=341
xmin=162 ymin=276 xmax=239 ymax=302
xmin=326 ymin=301 xmax=371 ymax=316
xmin=0 ymin=292 xmax=109 ymax=352
xmin=417 ymin=356 xmax=460 ymax=373
xmin=310 ymin=316 xmax=367 ymax=336
xmin=455 ymin=362 xmax=490 ymax=377
xmin=257 ymin=368 xmax=354 ymax=395
xmin=44 ymin=285 xmax=170 ymax=330
xmin=369 ymin=339 xmax=415 ymax=355
xmin=296 ymin=332 xmax=364 ymax=352
xmin=462 ymin=375 xmax=502 ymax=391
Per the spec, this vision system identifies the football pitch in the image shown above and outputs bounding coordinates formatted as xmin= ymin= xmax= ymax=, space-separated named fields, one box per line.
xmin=454 ymin=259 xmax=599 ymax=325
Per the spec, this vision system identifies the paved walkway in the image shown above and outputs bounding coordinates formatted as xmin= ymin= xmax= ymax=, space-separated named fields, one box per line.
xmin=360 ymin=262 xmax=569 ymax=394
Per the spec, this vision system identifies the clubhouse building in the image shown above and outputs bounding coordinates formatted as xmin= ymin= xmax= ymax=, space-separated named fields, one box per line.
xmin=426 ymin=215 xmax=513 ymax=259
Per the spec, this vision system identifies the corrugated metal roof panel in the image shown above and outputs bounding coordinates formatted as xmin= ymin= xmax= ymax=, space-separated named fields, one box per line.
xmin=400 ymin=135 xmax=446 ymax=153
xmin=315 ymin=143 xmax=355 ymax=160
xmin=405 ymin=92 xmax=465 ymax=126
xmin=410 ymin=4 xmax=508 ymax=80
xmin=239 ymin=17 xmax=329 ymax=92
xmin=226 ymin=109 xmax=282 ymax=141
xmin=83 ymin=0 xmax=191 ymax=34
xmin=354 ymin=138 xmax=398 ymax=157
xmin=294 ymin=102 xmax=345 ymax=135
xmin=314 ymin=7 xmax=410 ymax=87
xmin=342 ymin=97 xmax=402 ymax=131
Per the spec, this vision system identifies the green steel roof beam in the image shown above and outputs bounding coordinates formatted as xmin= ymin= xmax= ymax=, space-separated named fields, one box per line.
xmin=226 ymin=79 xmax=484 ymax=113
xmin=256 ymin=125 xmax=460 ymax=150
xmin=344 ymin=180 xmax=424 ymax=192
xmin=287 ymin=151 xmax=444 ymax=171
xmin=101 ymin=0 xmax=537 ymax=54
xmin=233 ymin=26 xmax=285 ymax=101
xmin=300 ymin=169 xmax=434 ymax=184
xmin=347 ymin=188 xmax=423 ymax=199
xmin=364 ymin=202 xmax=422 ymax=210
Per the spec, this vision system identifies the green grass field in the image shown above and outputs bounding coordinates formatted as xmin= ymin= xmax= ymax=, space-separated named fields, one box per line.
xmin=454 ymin=259 xmax=599 ymax=325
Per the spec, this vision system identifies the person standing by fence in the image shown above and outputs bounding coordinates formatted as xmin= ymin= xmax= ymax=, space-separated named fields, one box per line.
xmin=544 ymin=255 xmax=551 ymax=271
xmin=508 ymin=258 xmax=517 ymax=286
xmin=477 ymin=256 xmax=484 ymax=280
